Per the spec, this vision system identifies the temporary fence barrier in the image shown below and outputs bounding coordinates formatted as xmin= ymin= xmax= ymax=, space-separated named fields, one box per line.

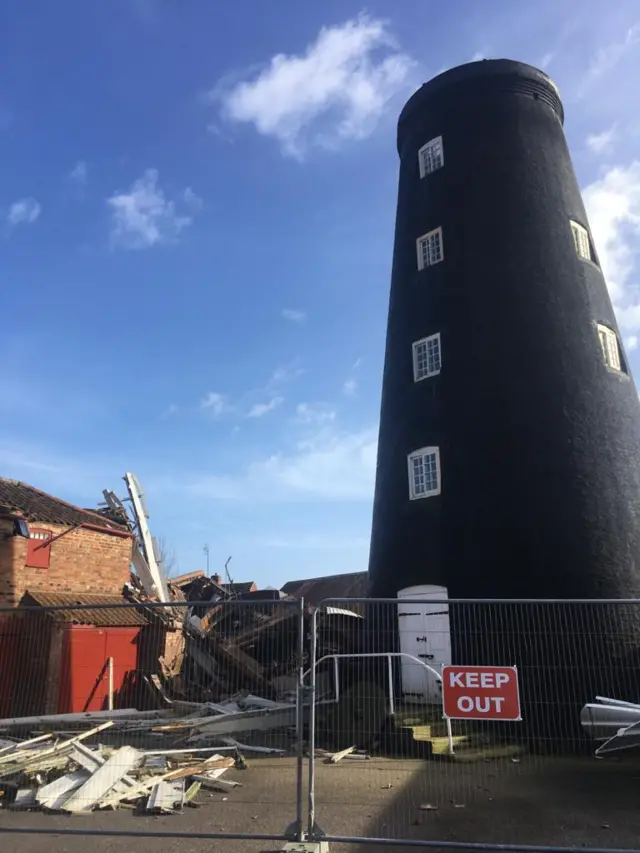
xmin=0 ymin=596 xmax=306 ymax=846
xmin=307 ymin=598 xmax=640 ymax=853
xmin=2 ymin=594 xmax=640 ymax=853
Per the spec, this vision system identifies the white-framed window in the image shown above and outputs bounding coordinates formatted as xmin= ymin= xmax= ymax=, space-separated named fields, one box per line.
xmin=597 ymin=323 xmax=622 ymax=371
xmin=570 ymin=220 xmax=593 ymax=262
xmin=416 ymin=227 xmax=444 ymax=270
xmin=418 ymin=136 xmax=444 ymax=178
xmin=408 ymin=447 xmax=441 ymax=500
xmin=413 ymin=333 xmax=442 ymax=381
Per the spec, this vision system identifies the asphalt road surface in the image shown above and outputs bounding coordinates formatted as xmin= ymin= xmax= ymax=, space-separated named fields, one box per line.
xmin=2 ymin=753 xmax=640 ymax=853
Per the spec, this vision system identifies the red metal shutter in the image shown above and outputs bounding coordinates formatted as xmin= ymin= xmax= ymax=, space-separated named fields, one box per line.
xmin=26 ymin=529 xmax=52 ymax=569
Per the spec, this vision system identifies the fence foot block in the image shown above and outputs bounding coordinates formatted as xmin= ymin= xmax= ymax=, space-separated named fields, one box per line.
xmin=277 ymin=843 xmax=329 ymax=853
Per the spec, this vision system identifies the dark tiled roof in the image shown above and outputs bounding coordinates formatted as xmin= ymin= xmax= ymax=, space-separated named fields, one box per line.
xmin=20 ymin=591 xmax=149 ymax=626
xmin=220 ymin=582 xmax=256 ymax=596
xmin=0 ymin=479 xmax=127 ymax=532
xmin=281 ymin=571 xmax=369 ymax=606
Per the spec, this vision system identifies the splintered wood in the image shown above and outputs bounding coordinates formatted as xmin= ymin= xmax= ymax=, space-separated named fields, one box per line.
xmin=0 ymin=719 xmax=240 ymax=816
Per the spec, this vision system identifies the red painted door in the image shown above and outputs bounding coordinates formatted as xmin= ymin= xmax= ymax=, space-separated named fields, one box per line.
xmin=58 ymin=626 xmax=140 ymax=713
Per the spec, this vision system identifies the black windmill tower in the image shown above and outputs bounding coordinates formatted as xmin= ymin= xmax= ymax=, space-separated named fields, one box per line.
xmin=367 ymin=59 xmax=640 ymax=735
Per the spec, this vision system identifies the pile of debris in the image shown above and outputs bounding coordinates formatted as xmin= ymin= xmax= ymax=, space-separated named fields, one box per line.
xmin=0 ymin=720 xmax=244 ymax=814
xmin=120 ymin=569 xmax=366 ymax=714
xmin=581 ymin=695 xmax=640 ymax=755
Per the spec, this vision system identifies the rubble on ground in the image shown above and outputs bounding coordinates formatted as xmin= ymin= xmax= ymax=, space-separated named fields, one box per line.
xmin=0 ymin=705 xmax=272 ymax=814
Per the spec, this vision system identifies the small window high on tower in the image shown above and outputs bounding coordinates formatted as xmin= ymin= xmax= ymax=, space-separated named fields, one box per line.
xmin=570 ymin=220 xmax=593 ymax=262
xmin=408 ymin=447 xmax=441 ymax=499
xmin=417 ymin=227 xmax=444 ymax=270
xmin=418 ymin=136 xmax=444 ymax=177
xmin=413 ymin=333 xmax=442 ymax=381
xmin=597 ymin=323 xmax=622 ymax=371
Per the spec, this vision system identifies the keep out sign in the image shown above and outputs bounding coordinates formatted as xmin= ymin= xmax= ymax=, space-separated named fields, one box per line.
xmin=442 ymin=666 xmax=521 ymax=721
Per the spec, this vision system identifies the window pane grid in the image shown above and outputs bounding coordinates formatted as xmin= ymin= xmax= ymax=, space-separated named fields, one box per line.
xmin=419 ymin=136 xmax=443 ymax=177
xmin=413 ymin=334 xmax=441 ymax=380
xmin=408 ymin=448 xmax=440 ymax=499
xmin=571 ymin=221 xmax=591 ymax=261
xmin=597 ymin=324 xmax=622 ymax=371
xmin=417 ymin=227 xmax=444 ymax=270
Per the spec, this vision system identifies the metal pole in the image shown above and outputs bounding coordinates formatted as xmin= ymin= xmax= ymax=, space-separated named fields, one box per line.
xmin=446 ymin=715 xmax=454 ymax=754
xmin=107 ymin=657 xmax=114 ymax=711
xmin=307 ymin=605 xmax=319 ymax=838
xmin=294 ymin=597 xmax=305 ymax=842
xmin=387 ymin=655 xmax=395 ymax=716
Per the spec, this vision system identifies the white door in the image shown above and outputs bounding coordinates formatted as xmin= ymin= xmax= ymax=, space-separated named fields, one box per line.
xmin=398 ymin=587 xmax=451 ymax=704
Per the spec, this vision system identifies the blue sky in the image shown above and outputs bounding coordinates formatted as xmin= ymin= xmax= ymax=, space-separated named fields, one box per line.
xmin=2 ymin=1 xmax=640 ymax=589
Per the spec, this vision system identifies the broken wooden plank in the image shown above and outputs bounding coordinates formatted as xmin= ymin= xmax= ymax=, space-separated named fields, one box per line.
xmin=208 ymin=634 xmax=272 ymax=695
xmin=96 ymin=774 xmax=166 ymax=810
xmin=62 ymin=745 xmax=143 ymax=813
xmin=329 ymin=745 xmax=356 ymax=764
xmin=0 ymin=733 xmax=53 ymax=759
xmin=37 ymin=771 xmax=90 ymax=810
xmin=192 ymin=772 xmax=241 ymax=792
xmin=0 ymin=722 xmax=114 ymax=778
xmin=161 ymin=755 xmax=234 ymax=782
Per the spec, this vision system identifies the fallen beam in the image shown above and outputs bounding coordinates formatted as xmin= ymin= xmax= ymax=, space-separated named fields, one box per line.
xmin=187 ymin=705 xmax=297 ymax=740
xmin=0 ymin=709 xmax=169 ymax=730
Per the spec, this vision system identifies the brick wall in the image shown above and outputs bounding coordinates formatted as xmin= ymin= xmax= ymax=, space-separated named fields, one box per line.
xmin=0 ymin=521 xmax=133 ymax=607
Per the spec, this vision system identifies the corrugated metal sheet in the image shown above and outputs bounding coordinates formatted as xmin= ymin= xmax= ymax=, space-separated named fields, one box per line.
xmin=20 ymin=591 xmax=149 ymax=626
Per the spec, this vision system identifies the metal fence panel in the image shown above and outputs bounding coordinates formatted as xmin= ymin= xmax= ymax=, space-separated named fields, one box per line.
xmin=0 ymin=597 xmax=305 ymax=846
xmin=308 ymin=598 xmax=640 ymax=852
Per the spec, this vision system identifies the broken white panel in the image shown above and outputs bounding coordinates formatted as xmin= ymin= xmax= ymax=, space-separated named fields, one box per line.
xmin=10 ymin=789 xmax=38 ymax=810
xmin=147 ymin=779 xmax=185 ymax=813
xmin=125 ymin=472 xmax=169 ymax=601
xmin=62 ymin=745 xmax=143 ymax=813
xmin=37 ymin=771 xmax=90 ymax=810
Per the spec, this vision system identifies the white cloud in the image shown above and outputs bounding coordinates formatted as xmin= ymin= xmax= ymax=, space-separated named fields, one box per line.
xmin=583 ymin=161 xmax=640 ymax=332
xmin=183 ymin=187 xmax=204 ymax=210
xmin=587 ymin=24 xmax=640 ymax=83
xmin=107 ymin=169 xmax=195 ymax=249
xmin=296 ymin=402 xmax=336 ymax=424
xmin=282 ymin=308 xmax=306 ymax=322
xmin=343 ymin=377 xmax=357 ymax=395
xmin=587 ymin=125 xmax=617 ymax=154
xmin=7 ymin=197 xmax=41 ymax=226
xmin=70 ymin=160 xmax=88 ymax=184
xmin=216 ymin=14 xmax=415 ymax=157
xmin=539 ymin=52 xmax=554 ymax=70
xmin=268 ymin=361 xmax=305 ymax=388
xmin=248 ymin=397 xmax=283 ymax=418
xmin=625 ymin=335 xmax=638 ymax=352
xmin=188 ymin=425 xmax=377 ymax=502
xmin=161 ymin=403 xmax=178 ymax=419
xmin=200 ymin=392 xmax=233 ymax=418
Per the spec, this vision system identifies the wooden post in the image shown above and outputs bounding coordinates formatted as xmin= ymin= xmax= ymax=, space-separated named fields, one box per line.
xmin=107 ymin=657 xmax=114 ymax=711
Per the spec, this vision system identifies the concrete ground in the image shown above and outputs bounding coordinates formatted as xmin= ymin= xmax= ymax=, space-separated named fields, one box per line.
xmin=2 ymin=752 xmax=640 ymax=853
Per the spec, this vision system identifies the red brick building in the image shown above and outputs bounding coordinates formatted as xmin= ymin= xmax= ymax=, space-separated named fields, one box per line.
xmin=0 ymin=478 xmax=133 ymax=607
